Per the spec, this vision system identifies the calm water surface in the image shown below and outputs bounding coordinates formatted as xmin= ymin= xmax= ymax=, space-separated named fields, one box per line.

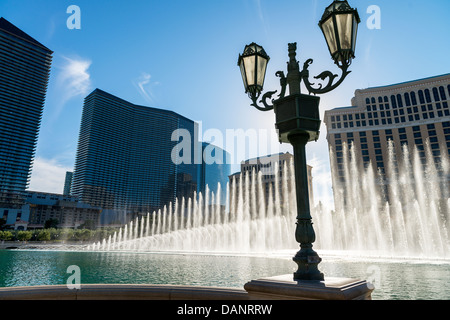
xmin=1 ymin=249 xmax=449 ymax=300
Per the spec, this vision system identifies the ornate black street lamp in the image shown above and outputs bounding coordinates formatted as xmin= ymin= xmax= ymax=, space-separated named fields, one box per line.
xmin=238 ymin=0 xmax=360 ymax=281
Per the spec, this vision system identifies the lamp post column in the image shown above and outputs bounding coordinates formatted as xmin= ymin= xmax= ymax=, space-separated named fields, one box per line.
xmin=288 ymin=132 xmax=324 ymax=281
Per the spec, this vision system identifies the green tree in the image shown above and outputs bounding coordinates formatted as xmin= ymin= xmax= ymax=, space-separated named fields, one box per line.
xmin=37 ymin=230 xmax=51 ymax=241
xmin=62 ymin=229 xmax=77 ymax=242
xmin=0 ymin=230 xmax=13 ymax=241
xmin=17 ymin=231 xmax=32 ymax=242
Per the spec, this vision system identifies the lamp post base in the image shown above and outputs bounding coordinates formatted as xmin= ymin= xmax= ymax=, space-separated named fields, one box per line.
xmin=244 ymin=275 xmax=374 ymax=300
xmin=293 ymin=247 xmax=324 ymax=281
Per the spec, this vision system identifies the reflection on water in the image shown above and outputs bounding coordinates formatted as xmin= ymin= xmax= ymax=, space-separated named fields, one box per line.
xmin=1 ymin=249 xmax=450 ymax=300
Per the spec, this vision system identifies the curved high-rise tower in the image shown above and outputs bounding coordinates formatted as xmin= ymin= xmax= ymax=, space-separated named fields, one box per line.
xmin=71 ymin=89 xmax=199 ymax=216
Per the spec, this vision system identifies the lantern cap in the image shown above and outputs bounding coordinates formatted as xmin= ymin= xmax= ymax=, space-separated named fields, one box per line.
xmin=320 ymin=0 xmax=361 ymax=25
xmin=237 ymin=42 xmax=270 ymax=65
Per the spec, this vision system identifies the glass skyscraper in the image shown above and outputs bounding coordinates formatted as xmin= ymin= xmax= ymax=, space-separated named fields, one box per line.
xmin=0 ymin=17 xmax=53 ymax=194
xmin=71 ymin=89 xmax=200 ymax=214
xmin=199 ymin=142 xmax=231 ymax=205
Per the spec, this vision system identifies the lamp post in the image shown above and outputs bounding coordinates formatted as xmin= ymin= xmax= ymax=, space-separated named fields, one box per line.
xmin=238 ymin=0 xmax=360 ymax=281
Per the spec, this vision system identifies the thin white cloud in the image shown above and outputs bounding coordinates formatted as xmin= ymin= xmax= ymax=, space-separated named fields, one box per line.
xmin=134 ymin=72 xmax=158 ymax=104
xmin=28 ymin=157 xmax=72 ymax=194
xmin=57 ymin=56 xmax=92 ymax=105
xmin=254 ymin=0 xmax=269 ymax=35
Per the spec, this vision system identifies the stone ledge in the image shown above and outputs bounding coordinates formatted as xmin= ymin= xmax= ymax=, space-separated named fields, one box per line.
xmin=0 ymin=284 xmax=249 ymax=300
xmin=0 ymin=276 xmax=374 ymax=300
xmin=244 ymin=275 xmax=374 ymax=300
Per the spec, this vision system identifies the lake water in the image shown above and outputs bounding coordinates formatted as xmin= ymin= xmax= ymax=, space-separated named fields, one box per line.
xmin=1 ymin=249 xmax=449 ymax=300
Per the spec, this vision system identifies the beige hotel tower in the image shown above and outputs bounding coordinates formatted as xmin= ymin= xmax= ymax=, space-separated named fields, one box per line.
xmin=324 ymin=74 xmax=450 ymax=201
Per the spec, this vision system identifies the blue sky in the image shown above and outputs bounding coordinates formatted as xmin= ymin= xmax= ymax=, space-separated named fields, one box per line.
xmin=1 ymin=0 xmax=450 ymax=205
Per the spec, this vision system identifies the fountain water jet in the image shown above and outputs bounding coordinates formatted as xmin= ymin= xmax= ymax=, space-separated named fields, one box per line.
xmin=88 ymin=143 xmax=449 ymax=259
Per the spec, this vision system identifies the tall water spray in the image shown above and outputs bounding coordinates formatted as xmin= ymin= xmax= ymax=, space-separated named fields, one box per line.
xmin=88 ymin=143 xmax=450 ymax=259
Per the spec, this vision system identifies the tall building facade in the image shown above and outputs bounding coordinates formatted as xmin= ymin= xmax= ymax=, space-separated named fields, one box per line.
xmin=63 ymin=171 xmax=73 ymax=195
xmin=229 ymin=152 xmax=314 ymax=208
xmin=324 ymin=74 xmax=450 ymax=203
xmin=0 ymin=18 xmax=52 ymax=194
xmin=71 ymin=89 xmax=200 ymax=214
xmin=199 ymin=142 xmax=231 ymax=205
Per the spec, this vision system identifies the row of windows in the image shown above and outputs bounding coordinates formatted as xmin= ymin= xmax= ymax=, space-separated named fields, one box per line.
xmin=334 ymin=124 xmax=450 ymax=172
xmin=330 ymin=102 xmax=450 ymax=129
xmin=365 ymin=86 xmax=449 ymax=109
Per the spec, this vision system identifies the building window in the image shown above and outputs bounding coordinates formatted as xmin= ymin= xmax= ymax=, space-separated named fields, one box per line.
xmin=439 ymin=86 xmax=447 ymax=100
xmin=391 ymin=95 xmax=397 ymax=108
xmin=397 ymin=94 xmax=404 ymax=108
xmin=425 ymin=89 xmax=432 ymax=103
xmin=433 ymin=87 xmax=440 ymax=102
xmin=419 ymin=90 xmax=425 ymax=104
xmin=404 ymin=93 xmax=411 ymax=106
xmin=411 ymin=92 xmax=417 ymax=105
